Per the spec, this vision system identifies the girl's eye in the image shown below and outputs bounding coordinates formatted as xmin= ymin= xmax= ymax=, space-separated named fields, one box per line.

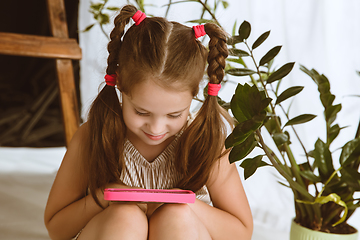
xmin=168 ymin=114 xmax=182 ymax=119
xmin=135 ymin=110 xmax=149 ymax=116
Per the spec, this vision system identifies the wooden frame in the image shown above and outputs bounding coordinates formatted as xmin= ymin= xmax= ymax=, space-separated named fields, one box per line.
xmin=0 ymin=0 xmax=81 ymax=146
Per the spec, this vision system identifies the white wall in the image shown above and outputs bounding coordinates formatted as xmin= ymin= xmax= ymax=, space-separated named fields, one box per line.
xmin=78 ymin=0 xmax=360 ymax=234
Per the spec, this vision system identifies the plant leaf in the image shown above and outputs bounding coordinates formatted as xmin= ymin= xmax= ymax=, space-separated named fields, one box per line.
xmin=226 ymin=68 xmax=256 ymax=76
xmin=320 ymin=92 xmax=335 ymax=108
xmin=272 ymin=132 xmax=289 ymax=147
xmin=229 ymin=133 xmax=257 ymax=163
xmin=316 ymin=194 xmax=348 ymax=226
xmin=227 ymin=35 xmax=243 ymax=45
xmin=82 ymin=23 xmax=95 ymax=32
xmin=231 ymin=20 xmax=237 ymax=36
xmin=296 ymin=193 xmax=348 ymax=227
xmin=340 ymin=167 xmax=360 ymax=190
xmin=328 ymin=124 xmax=341 ymax=145
xmin=227 ymin=58 xmax=246 ymax=67
xmin=225 ymin=118 xmax=263 ymax=148
xmin=275 ymin=86 xmax=304 ymax=105
xmin=90 ymin=3 xmax=104 ymax=11
xmin=238 ymin=21 xmax=251 ymax=41
xmin=259 ymin=46 xmax=282 ymax=66
xmin=97 ymin=13 xmax=110 ymax=25
xmin=300 ymin=65 xmax=341 ymax=127
xmin=252 ymin=30 xmax=270 ymax=50
xmin=221 ymin=0 xmax=229 ymax=9
xmin=106 ymin=6 xmax=120 ymax=11
xmin=267 ymin=62 xmax=295 ymax=84
xmin=313 ymin=138 xmax=334 ymax=179
xmin=264 ymin=116 xmax=281 ymax=134
xmin=340 ymin=138 xmax=360 ymax=166
xmin=325 ymin=104 xmax=342 ymax=126
xmin=226 ymin=83 xmax=272 ymax=148
xmin=299 ymin=170 xmax=321 ymax=183
xmin=240 ymin=155 xmax=269 ymax=180
xmin=231 ymin=83 xmax=272 ymax=122
xmin=284 ymin=114 xmax=317 ymax=127
xmin=228 ymin=48 xmax=250 ymax=57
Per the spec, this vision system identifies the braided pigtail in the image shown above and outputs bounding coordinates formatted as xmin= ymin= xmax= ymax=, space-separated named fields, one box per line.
xmin=86 ymin=5 xmax=138 ymax=208
xmin=176 ymin=23 xmax=232 ymax=192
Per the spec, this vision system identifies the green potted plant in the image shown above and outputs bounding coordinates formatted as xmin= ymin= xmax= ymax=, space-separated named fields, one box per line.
xmin=225 ymin=20 xmax=360 ymax=239
xmin=83 ymin=1 xmax=360 ymax=238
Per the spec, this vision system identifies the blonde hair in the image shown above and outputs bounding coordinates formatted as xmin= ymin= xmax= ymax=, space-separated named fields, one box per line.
xmin=86 ymin=5 xmax=233 ymax=207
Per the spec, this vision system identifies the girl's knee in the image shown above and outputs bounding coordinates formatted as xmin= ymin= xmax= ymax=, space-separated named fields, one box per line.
xmin=105 ymin=203 xmax=147 ymax=223
xmin=96 ymin=203 xmax=148 ymax=232
xmin=150 ymin=203 xmax=193 ymax=223
xmin=148 ymin=204 xmax=210 ymax=240
xmin=78 ymin=203 xmax=148 ymax=240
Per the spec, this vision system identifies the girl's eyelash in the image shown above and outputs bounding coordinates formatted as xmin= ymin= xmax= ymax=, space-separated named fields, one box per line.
xmin=135 ymin=109 xmax=182 ymax=119
xmin=168 ymin=114 xmax=182 ymax=119
xmin=135 ymin=110 xmax=149 ymax=116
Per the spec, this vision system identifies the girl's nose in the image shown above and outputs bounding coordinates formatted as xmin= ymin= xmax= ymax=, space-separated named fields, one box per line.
xmin=148 ymin=118 xmax=165 ymax=135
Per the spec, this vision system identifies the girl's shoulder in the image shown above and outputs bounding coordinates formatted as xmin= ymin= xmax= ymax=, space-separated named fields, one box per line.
xmin=67 ymin=122 xmax=91 ymax=150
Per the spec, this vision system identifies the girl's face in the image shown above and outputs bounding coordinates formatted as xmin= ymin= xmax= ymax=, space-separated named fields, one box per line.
xmin=122 ymin=79 xmax=193 ymax=147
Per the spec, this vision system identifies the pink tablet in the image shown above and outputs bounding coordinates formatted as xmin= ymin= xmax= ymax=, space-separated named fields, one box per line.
xmin=104 ymin=188 xmax=196 ymax=203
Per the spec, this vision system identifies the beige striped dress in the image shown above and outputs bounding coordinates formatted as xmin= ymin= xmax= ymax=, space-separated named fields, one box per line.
xmin=120 ymin=135 xmax=211 ymax=204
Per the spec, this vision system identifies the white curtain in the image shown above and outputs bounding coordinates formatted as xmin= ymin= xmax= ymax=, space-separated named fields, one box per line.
xmin=78 ymin=0 xmax=360 ymax=235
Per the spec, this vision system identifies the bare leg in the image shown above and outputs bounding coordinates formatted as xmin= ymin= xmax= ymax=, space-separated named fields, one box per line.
xmin=77 ymin=203 xmax=148 ymax=240
xmin=148 ymin=204 xmax=212 ymax=240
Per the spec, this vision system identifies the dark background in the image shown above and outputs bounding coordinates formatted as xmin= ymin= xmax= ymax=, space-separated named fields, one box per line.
xmin=0 ymin=0 xmax=81 ymax=147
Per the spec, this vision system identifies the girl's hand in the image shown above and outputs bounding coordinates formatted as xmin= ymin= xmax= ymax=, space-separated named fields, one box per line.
xmin=97 ymin=182 xmax=132 ymax=208
xmin=146 ymin=203 xmax=163 ymax=218
xmin=102 ymin=183 xmax=150 ymax=214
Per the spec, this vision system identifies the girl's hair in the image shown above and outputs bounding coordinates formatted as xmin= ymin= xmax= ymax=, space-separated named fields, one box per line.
xmin=86 ymin=4 xmax=233 ymax=207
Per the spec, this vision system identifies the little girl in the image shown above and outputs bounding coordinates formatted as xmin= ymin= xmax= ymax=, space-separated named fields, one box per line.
xmin=44 ymin=4 xmax=253 ymax=240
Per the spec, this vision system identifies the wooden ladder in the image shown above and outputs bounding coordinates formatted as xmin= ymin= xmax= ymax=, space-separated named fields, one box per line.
xmin=0 ymin=0 xmax=81 ymax=146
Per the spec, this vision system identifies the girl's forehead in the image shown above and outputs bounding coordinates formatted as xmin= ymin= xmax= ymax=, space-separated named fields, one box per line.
xmin=126 ymin=80 xmax=193 ymax=112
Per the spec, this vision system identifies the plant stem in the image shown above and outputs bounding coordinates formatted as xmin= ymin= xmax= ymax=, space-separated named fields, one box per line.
xmin=100 ymin=24 xmax=110 ymax=41
xmin=193 ymin=96 xmax=204 ymax=103
xmin=256 ymin=129 xmax=317 ymax=221
xmin=323 ymin=206 xmax=342 ymax=227
xmin=165 ymin=0 xmax=172 ymax=17
xmin=278 ymin=103 xmax=311 ymax=160
xmin=318 ymin=167 xmax=342 ymax=198
xmin=244 ymin=42 xmax=268 ymax=96
xmin=276 ymin=98 xmax=317 ymax=194
xmin=195 ymin=0 xmax=222 ymax=27
xmin=256 ymin=130 xmax=313 ymax=199
xmin=200 ymin=0 xmax=208 ymax=19
xmin=356 ymin=117 xmax=360 ymax=138
xmin=256 ymin=130 xmax=290 ymax=178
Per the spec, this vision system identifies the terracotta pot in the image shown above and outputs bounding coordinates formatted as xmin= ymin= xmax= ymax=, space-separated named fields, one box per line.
xmin=290 ymin=220 xmax=358 ymax=240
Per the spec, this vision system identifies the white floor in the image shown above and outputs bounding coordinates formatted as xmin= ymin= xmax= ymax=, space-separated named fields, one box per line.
xmin=0 ymin=147 xmax=359 ymax=240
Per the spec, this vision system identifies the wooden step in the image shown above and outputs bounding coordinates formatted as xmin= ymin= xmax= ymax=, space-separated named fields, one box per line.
xmin=0 ymin=32 xmax=81 ymax=59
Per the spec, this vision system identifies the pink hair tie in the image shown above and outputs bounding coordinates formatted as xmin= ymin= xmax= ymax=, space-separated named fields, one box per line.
xmin=132 ymin=10 xmax=146 ymax=25
xmin=105 ymin=74 xmax=117 ymax=87
xmin=193 ymin=25 xmax=206 ymax=38
xmin=208 ymin=83 xmax=221 ymax=96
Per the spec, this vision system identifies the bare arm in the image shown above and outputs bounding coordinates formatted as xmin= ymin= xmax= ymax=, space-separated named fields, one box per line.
xmin=44 ymin=123 xmax=126 ymax=239
xmin=188 ymin=150 xmax=253 ymax=240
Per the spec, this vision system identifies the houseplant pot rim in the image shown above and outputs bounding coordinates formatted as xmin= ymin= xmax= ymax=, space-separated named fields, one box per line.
xmin=290 ymin=219 xmax=358 ymax=240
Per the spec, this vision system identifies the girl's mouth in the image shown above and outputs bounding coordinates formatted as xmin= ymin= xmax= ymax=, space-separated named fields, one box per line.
xmin=143 ymin=132 xmax=166 ymax=141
